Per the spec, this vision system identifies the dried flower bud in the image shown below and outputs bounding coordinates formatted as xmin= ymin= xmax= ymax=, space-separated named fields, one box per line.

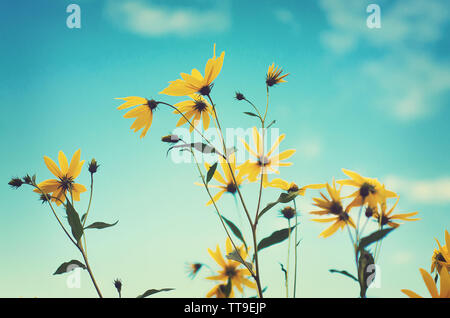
xmin=161 ymin=134 xmax=181 ymax=144
xmin=39 ymin=193 xmax=52 ymax=204
xmin=113 ymin=278 xmax=122 ymax=297
xmin=235 ymin=92 xmax=245 ymax=101
xmin=88 ymin=159 xmax=99 ymax=174
xmin=8 ymin=177 xmax=23 ymax=189
xmin=280 ymin=206 xmax=296 ymax=220
xmin=365 ymin=206 xmax=374 ymax=218
xmin=22 ymin=175 xmax=32 ymax=185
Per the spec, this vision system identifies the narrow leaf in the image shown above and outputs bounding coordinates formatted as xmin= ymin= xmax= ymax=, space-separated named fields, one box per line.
xmin=66 ymin=200 xmax=84 ymax=244
xmin=243 ymin=112 xmax=259 ymax=118
xmin=53 ymin=260 xmax=86 ymax=275
xmin=136 ymin=288 xmax=174 ymax=298
xmin=168 ymin=142 xmax=217 ymax=156
xmin=257 ymin=225 xmax=296 ymax=252
xmin=206 ymin=162 xmax=218 ymax=184
xmin=222 ymin=215 xmax=247 ymax=250
xmin=266 ymin=120 xmax=276 ymax=129
xmin=278 ymin=192 xmax=298 ymax=203
xmin=329 ymin=269 xmax=358 ymax=282
xmin=258 ymin=201 xmax=279 ymax=219
xmin=226 ymin=250 xmax=254 ymax=276
xmin=358 ymin=228 xmax=395 ymax=252
xmin=85 ymin=221 xmax=119 ymax=230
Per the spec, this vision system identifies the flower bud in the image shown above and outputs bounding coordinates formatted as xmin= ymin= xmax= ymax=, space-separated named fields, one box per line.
xmin=235 ymin=92 xmax=245 ymax=101
xmin=8 ymin=177 xmax=23 ymax=189
xmin=88 ymin=158 xmax=99 ymax=174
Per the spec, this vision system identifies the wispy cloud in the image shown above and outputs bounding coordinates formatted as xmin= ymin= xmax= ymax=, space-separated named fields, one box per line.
xmin=318 ymin=0 xmax=450 ymax=121
xmin=384 ymin=175 xmax=450 ymax=204
xmin=274 ymin=8 xmax=300 ymax=33
xmin=104 ymin=0 xmax=231 ymax=37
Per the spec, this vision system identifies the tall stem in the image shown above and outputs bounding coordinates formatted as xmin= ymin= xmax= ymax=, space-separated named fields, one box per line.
xmin=293 ymin=199 xmax=299 ymax=298
xmin=286 ymin=219 xmax=291 ymax=298
xmin=78 ymin=244 xmax=103 ymax=298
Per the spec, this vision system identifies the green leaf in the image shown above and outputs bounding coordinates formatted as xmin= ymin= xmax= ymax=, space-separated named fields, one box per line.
xmin=257 ymin=225 xmax=296 ymax=253
xmin=329 ymin=269 xmax=358 ymax=282
xmin=84 ymin=221 xmax=119 ymax=230
xmin=266 ymin=120 xmax=276 ymax=129
xmin=358 ymin=228 xmax=395 ymax=252
xmin=65 ymin=201 xmax=84 ymax=244
xmin=224 ymin=278 xmax=232 ymax=298
xmin=81 ymin=213 xmax=87 ymax=224
xmin=168 ymin=142 xmax=217 ymax=156
xmin=258 ymin=192 xmax=298 ymax=220
xmin=136 ymin=288 xmax=174 ymax=298
xmin=53 ymin=260 xmax=86 ymax=275
xmin=222 ymin=216 xmax=247 ymax=250
xmin=243 ymin=112 xmax=259 ymax=118
xmin=206 ymin=162 xmax=218 ymax=184
xmin=358 ymin=249 xmax=375 ymax=298
xmin=226 ymin=250 xmax=254 ymax=276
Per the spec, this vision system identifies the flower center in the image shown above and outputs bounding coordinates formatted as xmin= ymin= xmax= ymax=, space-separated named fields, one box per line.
xmin=146 ymin=99 xmax=158 ymax=110
xmin=198 ymin=85 xmax=211 ymax=96
xmin=380 ymin=214 xmax=390 ymax=226
xmin=360 ymin=182 xmax=376 ymax=198
xmin=288 ymin=184 xmax=299 ymax=192
xmin=194 ymin=100 xmax=208 ymax=112
xmin=436 ymin=253 xmax=446 ymax=262
xmin=226 ymin=182 xmax=237 ymax=194
xmin=257 ymin=156 xmax=270 ymax=167
xmin=266 ymin=76 xmax=277 ymax=87
xmin=58 ymin=175 xmax=74 ymax=191
xmin=224 ymin=265 xmax=237 ymax=278
xmin=330 ymin=201 xmax=343 ymax=215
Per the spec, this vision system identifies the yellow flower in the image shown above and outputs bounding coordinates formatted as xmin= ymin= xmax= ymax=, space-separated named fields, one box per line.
xmin=265 ymin=178 xmax=325 ymax=196
xmin=266 ymin=63 xmax=289 ymax=87
xmin=240 ymin=127 xmax=295 ymax=183
xmin=310 ymin=181 xmax=356 ymax=238
xmin=197 ymin=153 xmax=245 ymax=206
xmin=33 ymin=150 xmax=86 ymax=206
xmin=431 ymin=230 xmax=450 ymax=275
xmin=337 ymin=169 xmax=397 ymax=211
xmin=160 ymin=44 xmax=225 ymax=96
xmin=401 ymin=267 xmax=450 ymax=298
xmin=206 ymin=238 xmax=256 ymax=294
xmin=115 ymin=96 xmax=158 ymax=138
xmin=173 ymin=94 xmax=215 ymax=132
xmin=206 ymin=283 xmax=234 ymax=298
xmin=372 ymin=197 xmax=419 ymax=228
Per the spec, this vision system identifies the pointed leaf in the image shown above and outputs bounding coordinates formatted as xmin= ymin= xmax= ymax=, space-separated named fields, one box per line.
xmin=53 ymin=260 xmax=86 ymax=275
xmin=243 ymin=112 xmax=259 ymax=118
xmin=266 ymin=120 xmax=276 ymax=129
xmin=358 ymin=228 xmax=395 ymax=252
xmin=257 ymin=225 xmax=296 ymax=252
xmin=206 ymin=162 xmax=218 ymax=184
xmin=84 ymin=221 xmax=119 ymax=230
xmin=66 ymin=200 xmax=84 ymax=244
xmin=136 ymin=288 xmax=174 ymax=298
xmin=226 ymin=250 xmax=254 ymax=276
xmin=222 ymin=215 xmax=247 ymax=250
xmin=329 ymin=269 xmax=358 ymax=282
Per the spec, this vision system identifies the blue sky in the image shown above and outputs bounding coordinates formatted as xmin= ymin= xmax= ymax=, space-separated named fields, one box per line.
xmin=0 ymin=0 xmax=449 ymax=298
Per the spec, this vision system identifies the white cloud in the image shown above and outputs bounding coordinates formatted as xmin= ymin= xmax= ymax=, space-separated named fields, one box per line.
xmin=318 ymin=0 xmax=450 ymax=121
xmin=104 ymin=0 xmax=231 ymax=37
xmin=384 ymin=175 xmax=450 ymax=204
xmin=297 ymin=138 xmax=322 ymax=159
xmin=274 ymin=8 xmax=300 ymax=32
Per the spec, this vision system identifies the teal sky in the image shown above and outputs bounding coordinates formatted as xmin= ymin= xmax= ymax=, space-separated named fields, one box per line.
xmin=1 ymin=0 xmax=449 ymax=298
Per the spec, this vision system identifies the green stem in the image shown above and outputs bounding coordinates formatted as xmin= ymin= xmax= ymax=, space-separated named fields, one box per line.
xmin=286 ymin=219 xmax=291 ymax=298
xmin=293 ymin=199 xmax=298 ymax=298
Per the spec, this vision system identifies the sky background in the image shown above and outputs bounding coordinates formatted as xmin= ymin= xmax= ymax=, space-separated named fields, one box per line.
xmin=0 ymin=0 xmax=449 ymax=298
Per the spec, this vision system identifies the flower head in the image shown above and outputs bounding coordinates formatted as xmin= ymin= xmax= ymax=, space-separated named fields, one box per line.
xmin=235 ymin=92 xmax=245 ymax=101
xmin=115 ymin=97 xmax=158 ymax=138
xmin=280 ymin=206 xmax=296 ymax=220
xmin=401 ymin=267 xmax=450 ymax=298
xmin=196 ymin=153 xmax=245 ymax=206
xmin=206 ymin=283 xmax=234 ymax=298
xmin=266 ymin=63 xmax=289 ymax=87
xmin=206 ymin=237 xmax=256 ymax=295
xmin=240 ymin=127 xmax=295 ymax=183
xmin=88 ymin=158 xmax=99 ymax=174
xmin=431 ymin=230 xmax=450 ymax=275
xmin=372 ymin=197 xmax=419 ymax=228
xmin=337 ymin=169 xmax=397 ymax=211
xmin=186 ymin=263 xmax=203 ymax=279
xmin=310 ymin=181 xmax=356 ymax=238
xmin=33 ymin=150 xmax=86 ymax=206
xmin=160 ymin=44 xmax=225 ymax=97
xmin=173 ymin=94 xmax=215 ymax=132
xmin=8 ymin=177 xmax=23 ymax=189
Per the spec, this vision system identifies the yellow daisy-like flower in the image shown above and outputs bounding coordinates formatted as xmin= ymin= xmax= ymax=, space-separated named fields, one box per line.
xmin=206 ymin=238 xmax=256 ymax=295
xmin=310 ymin=181 xmax=356 ymax=238
xmin=265 ymin=178 xmax=325 ymax=196
xmin=337 ymin=169 xmax=397 ymax=211
xmin=197 ymin=153 xmax=245 ymax=206
xmin=173 ymin=94 xmax=215 ymax=132
xmin=160 ymin=44 xmax=225 ymax=97
xmin=206 ymin=283 xmax=234 ymax=298
xmin=115 ymin=96 xmax=158 ymax=138
xmin=431 ymin=230 xmax=450 ymax=275
xmin=372 ymin=197 xmax=420 ymax=228
xmin=266 ymin=63 xmax=289 ymax=87
xmin=401 ymin=267 xmax=450 ymax=298
xmin=240 ymin=127 xmax=295 ymax=183
xmin=33 ymin=150 xmax=86 ymax=206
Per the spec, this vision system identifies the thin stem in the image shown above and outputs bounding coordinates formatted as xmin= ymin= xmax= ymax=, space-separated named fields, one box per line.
xmin=243 ymin=98 xmax=263 ymax=120
xmin=78 ymin=244 xmax=103 ymax=298
xmin=293 ymin=198 xmax=299 ymax=298
xmin=286 ymin=219 xmax=291 ymax=298
xmin=82 ymin=173 xmax=94 ymax=254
